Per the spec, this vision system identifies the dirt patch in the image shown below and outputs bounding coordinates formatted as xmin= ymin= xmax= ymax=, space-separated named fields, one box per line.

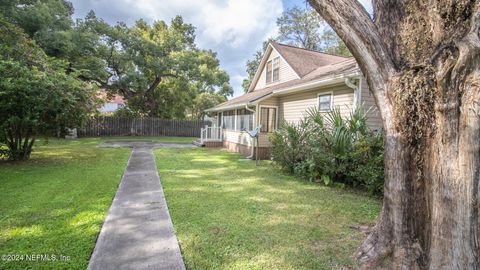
xmin=209 ymin=226 xmax=227 ymax=236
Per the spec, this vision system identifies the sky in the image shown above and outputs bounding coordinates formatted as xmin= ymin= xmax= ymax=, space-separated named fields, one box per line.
xmin=70 ymin=0 xmax=372 ymax=97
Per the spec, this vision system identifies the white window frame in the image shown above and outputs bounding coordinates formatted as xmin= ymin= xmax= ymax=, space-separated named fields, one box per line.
xmin=222 ymin=110 xmax=236 ymax=130
xmin=258 ymin=105 xmax=279 ymax=133
xmin=317 ymin=92 xmax=334 ymax=112
xmin=236 ymin=108 xmax=254 ymax=131
xmin=265 ymin=56 xmax=280 ymax=84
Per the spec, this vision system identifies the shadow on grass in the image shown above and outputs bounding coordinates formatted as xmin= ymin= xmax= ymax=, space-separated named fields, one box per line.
xmin=155 ymin=147 xmax=381 ymax=269
xmin=0 ymin=140 xmax=130 ymax=270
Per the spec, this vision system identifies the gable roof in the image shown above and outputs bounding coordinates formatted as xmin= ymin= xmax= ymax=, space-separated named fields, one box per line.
xmin=247 ymin=42 xmax=350 ymax=92
xmin=270 ymin=42 xmax=349 ymax=77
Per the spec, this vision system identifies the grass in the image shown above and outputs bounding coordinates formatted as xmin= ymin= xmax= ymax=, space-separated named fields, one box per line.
xmin=0 ymin=138 xmax=131 ymax=269
xmin=0 ymin=136 xmax=194 ymax=269
xmin=156 ymin=148 xmax=381 ymax=270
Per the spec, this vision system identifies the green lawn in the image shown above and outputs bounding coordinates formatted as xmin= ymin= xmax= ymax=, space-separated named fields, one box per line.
xmin=0 ymin=138 xmax=118 ymax=269
xmin=0 ymin=136 xmax=194 ymax=269
xmin=1 ymin=137 xmax=381 ymax=269
xmin=156 ymin=148 xmax=381 ymax=270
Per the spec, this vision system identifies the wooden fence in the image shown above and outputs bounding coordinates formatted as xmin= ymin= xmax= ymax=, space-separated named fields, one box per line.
xmin=78 ymin=117 xmax=210 ymax=137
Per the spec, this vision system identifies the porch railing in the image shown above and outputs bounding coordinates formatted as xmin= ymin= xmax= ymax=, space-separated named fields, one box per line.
xmin=200 ymin=126 xmax=223 ymax=144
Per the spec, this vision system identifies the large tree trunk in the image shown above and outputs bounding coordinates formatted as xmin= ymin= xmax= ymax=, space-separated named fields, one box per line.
xmin=308 ymin=0 xmax=480 ymax=269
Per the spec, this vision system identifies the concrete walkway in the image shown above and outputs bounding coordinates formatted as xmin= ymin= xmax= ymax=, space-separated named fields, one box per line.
xmin=88 ymin=142 xmax=194 ymax=270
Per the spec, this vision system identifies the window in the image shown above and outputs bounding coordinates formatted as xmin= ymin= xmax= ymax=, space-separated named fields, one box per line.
xmin=266 ymin=61 xmax=272 ymax=83
xmin=260 ymin=107 xmax=277 ymax=133
xmin=265 ymin=57 xmax=280 ymax=84
xmin=318 ymin=93 xmax=332 ymax=111
xmin=237 ymin=109 xmax=254 ymax=131
xmin=272 ymin=57 xmax=280 ymax=82
xmin=222 ymin=110 xmax=235 ymax=130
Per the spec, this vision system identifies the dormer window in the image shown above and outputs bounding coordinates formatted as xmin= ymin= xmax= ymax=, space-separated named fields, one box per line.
xmin=266 ymin=57 xmax=280 ymax=84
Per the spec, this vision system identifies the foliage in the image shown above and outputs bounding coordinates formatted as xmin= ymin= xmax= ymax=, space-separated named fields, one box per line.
xmin=0 ymin=19 xmax=97 ymax=160
xmin=74 ymin=14 xmax=232 ymax=118
xmin=190 ymin=92 xmax=226 ymax=119
xmin=270 ymin=106 xmax=384 ymax=195
xmin=2 ymin=3 xmax=232 ymax=119
xmin=112 ymin=107 xmax=143 ymax=118
xmin=277 ymin=6 xmax=324 ymax=51
xmin=156 ymin=147 xmax=381 ymax=269
xmin=321 ymin=30 xmax=351 ymax=56
xmin=269 ymin=119 xmax=310 ymax=173
xmin=241 ymin=5 xmax=351 ymax=92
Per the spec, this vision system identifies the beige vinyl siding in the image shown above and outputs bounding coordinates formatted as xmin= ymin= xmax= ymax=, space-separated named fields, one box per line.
xmin=258 ymin=96 xmax=280 ymax=107
xmin=360 ymin=77 xmax=383 ymax=130
xmin=223 ymin=130 xmax=253 ymax=146
xmin=222 ymin=130 xmax=271 ymax=148
xmin=253 ymin=48 xmax=298 ymax=91
xmin=279 ymin=83 xmax=355 ymax=124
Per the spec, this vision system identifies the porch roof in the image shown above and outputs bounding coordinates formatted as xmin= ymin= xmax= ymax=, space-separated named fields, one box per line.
xmin=205 ymin=87 xmax=273 ymax=112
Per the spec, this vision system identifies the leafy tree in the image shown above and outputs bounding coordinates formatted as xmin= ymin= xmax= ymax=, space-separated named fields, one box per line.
xmin=0 ymin=0 xmax=75 ymax=57
xmin=277 ymin=5 xmax=351 ymax=55
xmin=76 ymin=14 xmax=232 ymax=118
xmin=321 ymin=30 xmax=350 ymax=56
xmin=3 ymin=3 xmax=232 ymax=119
xmin=309 ymin=0 xmax=480 ymax=268
xmin=0 ymin=20 xmax=97 ymax=160
xmin=190 ymin=92 xmax=226 ymax=119
xmin=277 ymin=6 xmax=324 ymax=51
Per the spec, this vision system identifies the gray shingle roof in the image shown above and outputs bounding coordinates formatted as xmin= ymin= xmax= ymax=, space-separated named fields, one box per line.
xmin=271 ymin=42 xmax=350 ymax=77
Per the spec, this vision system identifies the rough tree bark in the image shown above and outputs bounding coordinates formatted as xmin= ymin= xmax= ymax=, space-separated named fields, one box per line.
xmin=308 ymin=0 xmax=480 ymax=269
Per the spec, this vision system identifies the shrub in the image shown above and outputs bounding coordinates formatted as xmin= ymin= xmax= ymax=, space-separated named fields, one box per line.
xmin=346 ymin=131 xmax=384 ymax=195
xmin=270 ymin=106 xmax=385 ymax=196
xmin=269 ymin=119 xmax=310 ymax=173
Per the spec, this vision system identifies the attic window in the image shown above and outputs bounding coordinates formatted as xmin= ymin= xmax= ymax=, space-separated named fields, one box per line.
xmin=266 ymin=57 xmax=280 ymax=84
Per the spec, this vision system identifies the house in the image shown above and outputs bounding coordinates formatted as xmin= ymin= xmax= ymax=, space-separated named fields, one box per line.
xmin=97 ymin=91 xmax=125 ymax=114
xmin=201 ymin=41 xmax=382 ymax=159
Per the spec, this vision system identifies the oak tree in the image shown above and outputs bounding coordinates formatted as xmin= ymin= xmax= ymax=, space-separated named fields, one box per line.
xmin=308 ymin=0 xmax=480 ymax=269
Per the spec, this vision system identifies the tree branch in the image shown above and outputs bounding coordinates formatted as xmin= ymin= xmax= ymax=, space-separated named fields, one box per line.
xmin=308 ymin=0 xmax=395 ymax=84
xmin=307 ymin=0 xmax=397 ymax=130
xmin=146 ymin=76 xmax=162 ymax=94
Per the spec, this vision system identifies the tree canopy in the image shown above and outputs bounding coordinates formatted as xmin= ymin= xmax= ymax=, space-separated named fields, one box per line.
xmin=0 ymin=0 xmax=232 ymax=160
xmin=1 ymin=0 xmax=232 ymax=119
xmin=0 ymin=18 xmax=96 ymax=160
xmin=74 ymin=14 xmax=232 ymax=117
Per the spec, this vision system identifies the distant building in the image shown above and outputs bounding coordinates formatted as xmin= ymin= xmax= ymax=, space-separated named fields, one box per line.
xmin=98 ymin=91 xmax=125 ymax=114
